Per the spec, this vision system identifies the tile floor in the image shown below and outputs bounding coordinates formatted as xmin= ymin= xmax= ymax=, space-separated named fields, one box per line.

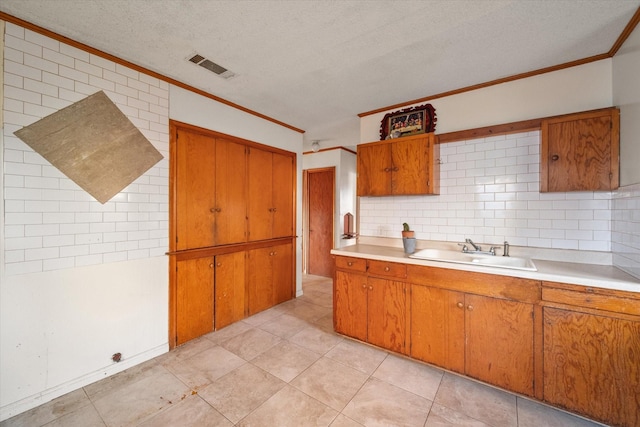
xmin=1 ymin=275 xmax=604 ymax=427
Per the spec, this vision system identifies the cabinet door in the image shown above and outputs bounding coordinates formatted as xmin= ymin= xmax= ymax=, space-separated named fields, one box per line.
xmin=214 ymin=251 xmax=246 ymax=330
xmin=176 ymin=257 xmax=214 ymax=345
xmin=272 ymin=152 xmax=294 ymax=239
xmin=357 ymin=143 xmax=391 ymax=196
xmin=248 ymin=148 xmax=274 ymax=241
xmin=367 ymin=277 xmax=406 ymax=353
xmin=214 ymin=139 xmax=247 ymax=245
xmin=543 ymin=307 xmax=640 ymax=427
xmin=334 ymin=271 xmax=368 ymax=341
xmin=175 ymin=130 xmax=216 ymax=250
xmin=392 ymin=136 xmax=430 ymax=195
xmin=410 ymin=285 xmax=464 ymax=373
xmin=465 ymin=294 xmax=534 ymax=396
xmin=272 ymin=242 xmax=294 ymax=304
xmin=247 ymin=246 xmax=274 ymax=315
xmin=541 ymin=108 xmax=619 ymax=192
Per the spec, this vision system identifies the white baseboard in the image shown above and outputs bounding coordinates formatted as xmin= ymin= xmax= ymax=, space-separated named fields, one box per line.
xmin=0 ymin=343 xmax=168 ymax=422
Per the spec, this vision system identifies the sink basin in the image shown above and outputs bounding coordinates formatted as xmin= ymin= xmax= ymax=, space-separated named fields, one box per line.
xmin=409 ymin=249 xmax=537 ymax=271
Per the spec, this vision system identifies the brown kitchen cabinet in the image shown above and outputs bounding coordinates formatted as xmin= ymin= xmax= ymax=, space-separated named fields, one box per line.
xmin=248 ymin=148 xmax=294 ymax=241
xmin=176 ymin=256 xmax=215 ymax=345
xmin=540 ymin=107 xmax=619 ymax=192
xmin=334 ymin=258 xmax=407 ymax=353
xmin=175 ymin=128 xmax=247 ymax=250
xmin=357 ymin=133 xmax=439 ymax=196
xmin=248 ymin=242 xmax=294 ymax=315
xmin=169 ymin=121 xmax=297 ymax=348
xmin=214 ymin=251 xmax=246 ymax=330
xmin=542 ymin=281 xmax=640 ymax=427
xmin=410 ymin=284 xmax=535 ymax=396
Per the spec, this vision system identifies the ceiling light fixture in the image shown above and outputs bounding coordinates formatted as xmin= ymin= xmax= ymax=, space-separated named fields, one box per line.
xmin=188 ymin=53 xmax=235 ymax=79
xmin=311 ymin=140 xmax=320 ymax=152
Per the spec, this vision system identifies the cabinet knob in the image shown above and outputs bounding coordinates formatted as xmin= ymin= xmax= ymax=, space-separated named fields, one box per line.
xmin=210 ymin=208 xmax=216 ymax=213
xmin=272 ymin=207 xmax=277 ymax=212
xmin=216 ymin=262 xmax=221 ymax=267
xmin=384 ymin=167 xmax=391 ymax=172
xmin=392 ymin=167 xmax=399 ymax=172
xmin=209 ymin=263 xmax=214 ymax=268
xmin=384 ymin=266 xmax=390 ymax=272
xmin=273 ymin=251 xmax=277 ymax=256
xmin=362 ymin=284 xmax=367 ymax=289
xmin=347 ymin=262 xmax=353 ymax=266
xmin=457 ymin=302 xmax=464 ymax=309
xmin=551 ymin=154 xmax=559 ymax=161
xmin=467 ymin=305 xmax=474 ymax=311
xmin=369 ymin=286 xmax=373 ymax=291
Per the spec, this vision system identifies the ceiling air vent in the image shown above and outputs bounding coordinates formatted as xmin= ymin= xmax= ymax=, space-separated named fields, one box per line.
xmin=188 ymin=53 xmax=235 ymax=79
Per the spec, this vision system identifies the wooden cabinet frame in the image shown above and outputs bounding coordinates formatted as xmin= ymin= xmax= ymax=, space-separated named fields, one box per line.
xmin=168 ymin=120 xmax=297 ymax=349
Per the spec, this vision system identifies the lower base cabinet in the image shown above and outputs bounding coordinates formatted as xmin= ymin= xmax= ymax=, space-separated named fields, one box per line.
xmin=543 ymin=307 xmax=640 ymax=427
xmin=410 ymin=285 xmax=534 ymax=396
xmin=176 ymin=256 xmax=215 ymax=346
xmin=173 ymin=240 xmax=294 ymax=346
xmin=334 ymin=271 xmax=407 ymax=353
xmin=248 ymin=242 xmax=294 ymax=315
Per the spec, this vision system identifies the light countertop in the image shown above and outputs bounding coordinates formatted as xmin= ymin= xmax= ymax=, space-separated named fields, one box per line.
xmin=331 ymin=244 xmax=640 ymax=293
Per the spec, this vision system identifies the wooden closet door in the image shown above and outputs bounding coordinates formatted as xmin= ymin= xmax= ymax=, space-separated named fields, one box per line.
xmin=176 ymin=257 xmax=214 ymax=345
xmin=175 ymin=130 xmax=216 ymax=250
xmin=214 ymin=251 xmax=246 ymax=330
xmin=215 ymin=138 xmax=247 ymax=245
xmin=272 ymin=152 xmax=294 ymax=238
xmin=248 ymin=148 xmax=273 ymax=241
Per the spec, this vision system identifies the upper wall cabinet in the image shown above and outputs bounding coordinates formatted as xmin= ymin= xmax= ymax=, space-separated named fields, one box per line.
xmin=540 ymin=107 xmax=619 ymax=192
xmin=175 ymin=128 xmax=247 ymax=250
xmin=357 ymin=133 xmax=439 ymax=196
xmin=248 ymin=148 xmax=295 ymax=241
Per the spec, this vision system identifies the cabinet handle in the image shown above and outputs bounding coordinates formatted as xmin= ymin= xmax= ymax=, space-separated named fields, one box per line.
xmin=216 ymin=262 xmax=221 ymax=267
xmin=369 ymin=286 xmax=373 ymax=290
xmin=392 ymin=167 xmax=399 ymax=172
xmin=384 ymin=167 xmax=391 ymax=172
xmin=347 ymin=261 xmax=353 ymax=266
xmin=210 ymin=208 xmax=216 ymax=213
xmin=456 ymin=302 xmax=463 ymax=308
xmin=467 ymin=305 xmax=474 ymax=311
xmin=209 ymin=263 xmax=214 ymax=268
xmin=362 ymin=284 xmax=367 ymax=289
xmin=272 ymin=207 xmax=277 ymax=212
xmin=384 ymin=266 xmax=390 ymax=272
xmin=273 ymin=251 xmax=277 ymax=256
xmin=551 ymin=154 xmax=559 ymax=161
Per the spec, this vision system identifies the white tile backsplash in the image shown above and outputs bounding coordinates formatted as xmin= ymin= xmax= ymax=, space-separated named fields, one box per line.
xmin=612 ymin=183 xmax=640 ymax=279
xmin=3 ymin=22 xmax=169 ymax=275
xmin=359 ymin=131 xmax=613 ymax=252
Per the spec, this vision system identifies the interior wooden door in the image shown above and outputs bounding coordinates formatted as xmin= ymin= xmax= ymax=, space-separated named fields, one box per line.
xmin=410 ymin=285 xmax=465 ymax=373
xmin=176 ymin=257 xmax=214 ymax=345
xmin=247 ymin=148 xmax=273 ymax=241
xmin=214 ymin=251 xmax=246 ymax=330
xmin=175 ymin=129 xmax=216 ymax=250
xmin=465 ymin=294 xmax=534 ymax=396
xmin=307 ymin=168 xmax=334 ymax=277
xmin=214 ymin=138 xmax=247 ymax=245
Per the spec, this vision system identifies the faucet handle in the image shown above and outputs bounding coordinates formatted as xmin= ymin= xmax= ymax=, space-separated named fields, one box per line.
xmin=457 ymin=243 xmax=469 ymax=252
xmin=488 ymin=246 xmax=500 ymax=255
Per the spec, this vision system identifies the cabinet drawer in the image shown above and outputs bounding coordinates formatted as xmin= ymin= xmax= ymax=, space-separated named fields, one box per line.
xmin=542 ymin=284 xmax=640 ymax=316
xmin=368 ymin=260 xmax=407 ymax=279
xmin=335 ymin=256 xmax=367 ymax=273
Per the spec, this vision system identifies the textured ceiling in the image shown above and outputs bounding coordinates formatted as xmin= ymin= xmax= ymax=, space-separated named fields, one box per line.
xmin=1 ymin=0 xmax=639 ymax=150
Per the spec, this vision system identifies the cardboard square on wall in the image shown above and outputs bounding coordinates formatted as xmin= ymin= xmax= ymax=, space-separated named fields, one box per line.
xmin=14 ymin=91 xmax=164 ymax=204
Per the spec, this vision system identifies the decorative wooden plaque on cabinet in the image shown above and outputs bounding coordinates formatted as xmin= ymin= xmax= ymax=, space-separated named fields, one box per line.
xmin=14 ymin=91 xmax=163 ymax=204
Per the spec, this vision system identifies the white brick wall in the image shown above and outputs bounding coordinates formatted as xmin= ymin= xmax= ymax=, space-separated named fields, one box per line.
xmin=3 ymin=23 xmax=169 ymax=276
xmin=612 ymin=183 xmax=640 ymax=279
xmin=359 ymin=131 xmax=613 ymax=252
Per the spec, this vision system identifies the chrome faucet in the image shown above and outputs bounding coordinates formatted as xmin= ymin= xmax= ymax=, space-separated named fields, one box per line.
xmin=459 ymin=238 xmax=500 ymax=256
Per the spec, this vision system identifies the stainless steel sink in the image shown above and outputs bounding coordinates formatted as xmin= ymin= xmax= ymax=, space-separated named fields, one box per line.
xmin=409 ymin=248 xmax=537 ymax=271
